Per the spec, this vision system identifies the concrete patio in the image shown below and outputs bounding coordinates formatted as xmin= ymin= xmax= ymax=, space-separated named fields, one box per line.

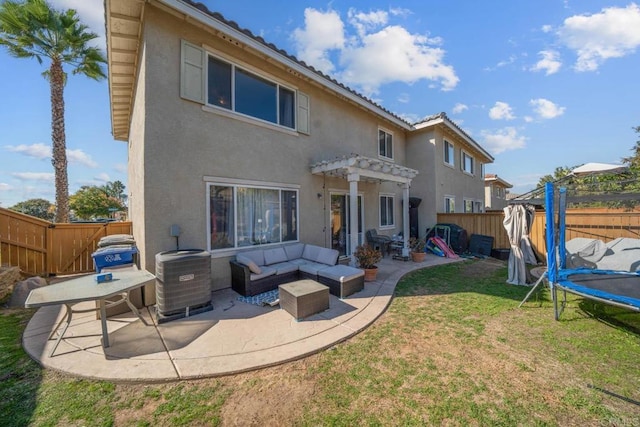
xmin=22 ymin=254 xmax=462 ymax=382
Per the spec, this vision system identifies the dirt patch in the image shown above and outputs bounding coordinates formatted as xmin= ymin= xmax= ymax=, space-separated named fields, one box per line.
xmin=459 ymin=257 xmax=506 ymax=278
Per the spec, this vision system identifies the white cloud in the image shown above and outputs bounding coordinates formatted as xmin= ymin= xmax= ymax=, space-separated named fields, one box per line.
xmin=397 ymin=93 xmax=410 ymax=103
xmin=452 ymin=103 xmax=468 ymax=114
xmin=11 ymin=172 xmax=55 ymax=182
xmin=348 ymin=8 xmax=388 ymax=37
xmin=340 ymin=25 xmax=458 ymax=94
xmin=66 ymin=149 xmax=98 ymax=168
xmin=489 ymin=102 xmax=516 ymax=120
xmin=292 ymin=9 xmax=345 ymax=74
xmin=530 ymin=50 xmax=562 ymax=75
xmin=541 ymin=24 xmax=553 ymax=33
xmin=0 ymin=183 xmax=13 ymax=191
xmin=558 ymin=3 xmax=640 ymax=71
xmin=5 ymin=143 xmax=50 ymax=159
xmin=5 ymin=143 xmax=97 ymax=168
xmin=293 ymin=8 xmax=458 ymax=95
xmin=94 ymin=173 xmax=110 ymax=182
xmin=481 ymin=127 xmax=526 ymax=154
xmin=530 ymin=98 xmax=566 ymax=119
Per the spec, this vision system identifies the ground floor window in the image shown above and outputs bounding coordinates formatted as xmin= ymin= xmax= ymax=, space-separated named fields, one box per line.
xmin=445 ymin=196 xmax=455 ymax=213
xmin=379 ymin=194 xmax=394 ymax=227
xmin=464 ymin=199 xmax=473 ymax=213
xmin=208 ymin=183 xmax=298 ymax=250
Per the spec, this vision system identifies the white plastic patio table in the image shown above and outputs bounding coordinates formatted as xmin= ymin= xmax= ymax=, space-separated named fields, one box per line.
xmin=25 ymin=269 xmax=155 ymax=357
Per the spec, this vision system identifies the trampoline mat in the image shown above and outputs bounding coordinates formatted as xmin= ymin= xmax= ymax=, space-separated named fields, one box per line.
xmin=562 ymin=272 xmax=640 ymax=307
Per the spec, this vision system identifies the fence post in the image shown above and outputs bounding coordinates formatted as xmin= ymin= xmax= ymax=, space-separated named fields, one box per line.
xmin=45 ymin=224 xmax=55 ymax=277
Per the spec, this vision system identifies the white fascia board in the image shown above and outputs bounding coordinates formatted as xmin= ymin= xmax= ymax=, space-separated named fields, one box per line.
xmin=158 ymin=0 xmax=411 ymax=130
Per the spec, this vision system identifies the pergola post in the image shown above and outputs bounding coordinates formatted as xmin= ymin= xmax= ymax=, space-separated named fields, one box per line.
xmin=348 ymin=173 xmax=359 ymax=266
xmin=402 ymin=182 xmax=410 ymax=257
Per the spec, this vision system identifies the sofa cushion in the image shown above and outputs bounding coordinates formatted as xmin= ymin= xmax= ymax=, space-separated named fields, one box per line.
xmin=288 ymin=258 xmax=310 ymax=266
xmin=264 ymin=247 xmax=288 ymax=265
xmin=284 ymin=243 xmax=305 ymax=261
xmin=241 ymin=250 xmax=265 ymax=267
xmin=299 ymin=262 xmax=332 ymax=277
xmin=318 ymin=265 xmax=364 ymax=281
xmin=270 ymin=261 xmax=299 ymax=275
xmin=236 ymin=254 xmax=262 ymax=274
xmin=302 ymin=244 xmax=321 ymax=262
xmin=250 ymin=266 xmax=276 ymax=281
xmin=316 ymin=247 xmax=339 ymax=266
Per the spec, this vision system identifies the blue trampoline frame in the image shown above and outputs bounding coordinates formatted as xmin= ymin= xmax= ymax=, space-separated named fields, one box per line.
xmin=545 ymin=182 xmax=640 ymax=319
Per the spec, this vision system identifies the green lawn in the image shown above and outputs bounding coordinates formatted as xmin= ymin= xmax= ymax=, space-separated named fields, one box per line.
xmin=2 ymin=260 xmax=639 ymax=426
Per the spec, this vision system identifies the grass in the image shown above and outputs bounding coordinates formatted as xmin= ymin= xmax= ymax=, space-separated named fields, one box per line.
xmin=2 ymin=260 xmax=640 ymax=426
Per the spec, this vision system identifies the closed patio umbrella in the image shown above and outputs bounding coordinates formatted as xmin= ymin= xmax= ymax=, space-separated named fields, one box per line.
xmin=503 ymin=204 xmax=537 ymax=285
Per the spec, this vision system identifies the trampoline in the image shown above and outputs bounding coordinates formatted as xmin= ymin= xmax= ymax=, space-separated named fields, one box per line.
xmin=545 ymin=182 xmax=640 ymax=319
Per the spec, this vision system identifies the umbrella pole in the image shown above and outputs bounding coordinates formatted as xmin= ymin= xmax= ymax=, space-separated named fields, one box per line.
xmin=518 ymin=270 xmax=548 ymax=307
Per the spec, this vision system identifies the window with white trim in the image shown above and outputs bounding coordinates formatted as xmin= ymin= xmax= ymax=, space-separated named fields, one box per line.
xmin=182 ymin=40 xmax=311 ymax=135
xmin=207 ymin=55 xmax=296 ymax=129
xmin=444 ymin=140 xmax=454 ymax=166
xmin=378 ymin=129 xmax=393 ymax=160
xmin=462 ymin=151 xmax=474 ymax=175
xmin=464 ymin=199 xmax=473 ymax=213
xmin=444 ymin=196 xmax=455 ymax=213
xmin=379 ymin=194 xmax=395 ymax=227
xmin=208 ymin=183 xmax=298 ymax=250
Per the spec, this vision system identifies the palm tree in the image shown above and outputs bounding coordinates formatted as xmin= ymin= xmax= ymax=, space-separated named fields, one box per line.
xmin=0 ymin=0 xmax=106 ymax=222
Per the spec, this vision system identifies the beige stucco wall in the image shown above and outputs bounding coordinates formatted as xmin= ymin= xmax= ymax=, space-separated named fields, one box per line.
xmin=428 ymin=127 xmax=487 ymax=214
xmin=129 ymin=42 xmax=147 ymax=267
xmin=406 ymin=132 xmax=437 ymax=235
xmin=131 ymin=6 xmax=411 ymax=291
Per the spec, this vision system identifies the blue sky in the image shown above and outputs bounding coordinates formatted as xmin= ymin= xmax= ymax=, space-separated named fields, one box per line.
xmin=1 ymin=0 xmax=639 ymax=208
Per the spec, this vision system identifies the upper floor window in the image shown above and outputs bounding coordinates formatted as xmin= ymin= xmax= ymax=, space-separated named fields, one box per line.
xmin=379 ymin=194 xmax=395 ymax=227
xmin=207 ymin=55 xmax=295 ymax=129
xmin=444 ymin=140 xmax=454 ymax=166
xmin=378 ymin=129 xmax=393 ymax=160
xmin=462 ymin=151 xmax=474 ymax=175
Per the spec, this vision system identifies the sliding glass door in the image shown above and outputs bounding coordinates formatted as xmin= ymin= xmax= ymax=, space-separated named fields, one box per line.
xmin=330 ymin=193 xmax=363 ymax=256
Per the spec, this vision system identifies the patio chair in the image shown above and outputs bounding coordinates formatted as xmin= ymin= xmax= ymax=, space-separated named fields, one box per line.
xmin=366 ymin=229 xmax=392 ymax=254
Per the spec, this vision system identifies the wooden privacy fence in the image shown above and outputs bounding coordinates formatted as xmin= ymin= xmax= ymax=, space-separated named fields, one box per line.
xmin=0 ymin=207 xmax=132 ymax=276
xmin=437 ymin=209 xmax=640 ymax=261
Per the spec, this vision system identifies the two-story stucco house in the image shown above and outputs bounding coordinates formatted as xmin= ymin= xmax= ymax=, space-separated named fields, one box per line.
xmin=105 ymin=0 xmax=494 ymax=295
xmin=484 ymin=174 xmax=513 ymax=211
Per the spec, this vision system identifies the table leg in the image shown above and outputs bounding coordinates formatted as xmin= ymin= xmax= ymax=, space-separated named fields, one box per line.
xmin=48 ymin=303 xmax=73 ymax=357
xmin=124 ymin=291 xmax=149 ymax=326
xmin=99 ymin=299 xmax=110 ymax=348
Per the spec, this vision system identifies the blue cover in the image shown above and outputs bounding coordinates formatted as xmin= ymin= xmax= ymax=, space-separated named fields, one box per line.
xmin=92 ymin=245 xmax=138 ymax=272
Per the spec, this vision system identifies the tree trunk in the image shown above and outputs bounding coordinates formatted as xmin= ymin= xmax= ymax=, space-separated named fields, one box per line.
xmin=50 ymin=59 xmax=69 ymax=223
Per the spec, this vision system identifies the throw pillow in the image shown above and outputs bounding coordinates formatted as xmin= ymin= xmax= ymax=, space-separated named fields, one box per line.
xmin=236 ymin=254 xmax=262 ymax=274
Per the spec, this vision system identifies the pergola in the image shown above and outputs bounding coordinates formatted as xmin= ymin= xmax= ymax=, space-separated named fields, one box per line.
xmin=311 ymin=154 xmax=419 ymax=263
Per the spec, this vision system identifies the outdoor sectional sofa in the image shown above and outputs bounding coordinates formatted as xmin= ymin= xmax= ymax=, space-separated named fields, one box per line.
xmin=229 ymin=243 xmax=364 ymax=298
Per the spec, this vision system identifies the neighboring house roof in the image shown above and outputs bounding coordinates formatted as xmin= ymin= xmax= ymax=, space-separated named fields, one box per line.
xmin=413 ymin=112 xmax=494 ymax=162
xmin=484 ymin=174 xmax=513 ymax=188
